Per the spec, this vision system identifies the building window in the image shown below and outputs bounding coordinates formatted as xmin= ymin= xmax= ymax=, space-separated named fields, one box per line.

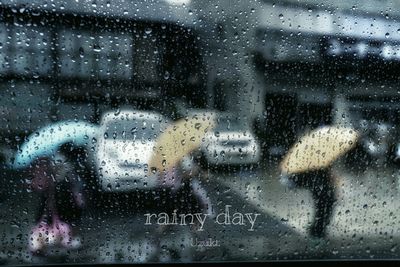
xmin=0 ymin=24 xmax=52 ymax=76
xmin=58 ymin=29 xmax=133 ymax=80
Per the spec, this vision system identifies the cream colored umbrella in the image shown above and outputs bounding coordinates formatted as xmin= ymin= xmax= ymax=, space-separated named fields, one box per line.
xmin=279 ymin=126 xmax=360 ymax=175
xmin=149 ymin=113 xmax=216 ymax=172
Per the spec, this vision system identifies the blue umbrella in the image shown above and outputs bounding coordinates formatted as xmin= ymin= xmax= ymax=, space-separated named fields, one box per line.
xmin=13 ymin=120 xmax=99 ymax=169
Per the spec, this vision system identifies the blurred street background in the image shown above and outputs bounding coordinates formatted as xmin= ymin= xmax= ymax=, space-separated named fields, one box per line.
xmin=1 ymin=0 xmax=400 ymax=264
xmin=2 ymin=161 xmax=400 ymax=264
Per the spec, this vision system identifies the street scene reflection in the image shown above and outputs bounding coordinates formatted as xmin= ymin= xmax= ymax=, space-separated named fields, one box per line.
xmin=2 ymin=0 xmax=400 ymax=264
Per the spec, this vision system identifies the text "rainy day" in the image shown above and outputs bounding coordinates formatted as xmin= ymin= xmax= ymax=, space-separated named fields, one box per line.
xmin=144 ymin=205 xmax=260 ymax=231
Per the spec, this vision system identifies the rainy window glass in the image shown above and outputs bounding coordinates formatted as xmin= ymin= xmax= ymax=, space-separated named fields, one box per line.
xmin=0 ymin=24 xmax=52 ymax=75
xmin=2 ymin=0 xmax=400 ymax=266
xmin=58 ymin=29 xmax=133 ymax=79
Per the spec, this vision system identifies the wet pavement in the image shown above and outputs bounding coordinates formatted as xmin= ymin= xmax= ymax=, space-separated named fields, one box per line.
xmin=219 ymin=161 xmax=400 ymax=259
xmin=1 ymin=161 xmax=400 ymax=264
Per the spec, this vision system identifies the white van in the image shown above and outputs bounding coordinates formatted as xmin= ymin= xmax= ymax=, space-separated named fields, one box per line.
xmin=94 ymin=109 xmax=170 ymax=192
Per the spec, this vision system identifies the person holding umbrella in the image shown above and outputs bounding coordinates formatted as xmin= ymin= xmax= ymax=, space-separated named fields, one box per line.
xmin=12 ymin=120 xmax=98 ymax=253
xmin=149 ymin=112 xmax=216 ymax=219
xmin=279 ymin=126 xmax=359 ymax=239
xmin=125 ymin=112 xmax=216 ymax=261
xmin=28 ymin=155 xmax=82 ymax=253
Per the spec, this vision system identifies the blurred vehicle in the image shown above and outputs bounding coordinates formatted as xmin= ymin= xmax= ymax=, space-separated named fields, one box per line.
xmin=179 ymin=109 xmax=261 ymax=166
xmin=204 ymin=131 xmax=260 ymax=166
xmin=203 ymin=118 xmax=261 ymax=166
xmin=356 ymin=119 xmax=395 ymax=163
xmin=94 ymin=109 xmax=170 ymax=192
xmin=360 ymin=120 xmax=391 ymax=157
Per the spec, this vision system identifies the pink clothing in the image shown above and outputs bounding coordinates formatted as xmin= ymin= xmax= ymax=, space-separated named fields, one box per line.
xmin=28 ymin=216 xmax=81 ymax=253
xmin=28 ymin=157 xmax=82 ymax=253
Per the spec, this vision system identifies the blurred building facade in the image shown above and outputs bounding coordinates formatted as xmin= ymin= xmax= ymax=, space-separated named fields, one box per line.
xmin=0 ymin=0 xmax=206 ymax=144
xmin=192 ymin=0 xmax=400 ymax=155
xmin=1 ymin=0 xmax=400 ymax=156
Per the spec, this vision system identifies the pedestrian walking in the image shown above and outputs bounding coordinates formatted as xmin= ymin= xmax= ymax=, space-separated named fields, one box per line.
xmin=279 ymin=126 xmax=359 ymax=239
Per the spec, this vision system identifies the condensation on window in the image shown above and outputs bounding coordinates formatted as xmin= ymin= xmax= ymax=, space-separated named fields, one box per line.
xmin=1 ymin=0 xmax=400 ymax=265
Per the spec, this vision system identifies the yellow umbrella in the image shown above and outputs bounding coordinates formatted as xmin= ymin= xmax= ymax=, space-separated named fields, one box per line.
xmin=149 ymin=113 xmax=216 ymax=172
xmin=279 ymin=126 xmax=360 ymax=175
